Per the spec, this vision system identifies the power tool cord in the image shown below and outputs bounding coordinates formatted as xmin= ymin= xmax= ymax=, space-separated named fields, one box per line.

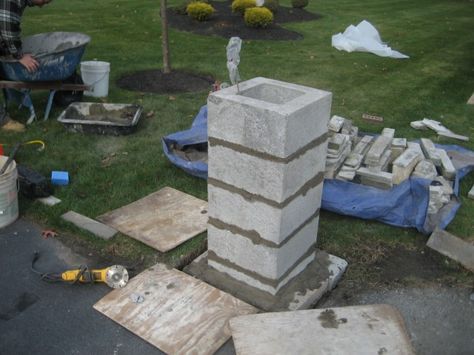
xmin=31 ymin=251 xmax=92 ymax=284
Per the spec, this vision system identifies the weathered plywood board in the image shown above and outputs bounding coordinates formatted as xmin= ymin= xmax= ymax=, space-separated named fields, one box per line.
xmin=97 ymin=187 xmax=207 ymax=252
xmin=94 ymin=263 xmax=257 ymax=355
xmin=230 ymin=305 xmax=414 ymax=355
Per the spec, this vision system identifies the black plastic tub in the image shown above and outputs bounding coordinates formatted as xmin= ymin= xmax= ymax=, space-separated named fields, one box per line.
xmin=57 ymin=102 xmax=142 ymax=135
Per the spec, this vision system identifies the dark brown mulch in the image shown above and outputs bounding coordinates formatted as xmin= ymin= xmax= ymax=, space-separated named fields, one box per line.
xmin=117 ymin=69 xmax=214 ymax=94
xmin=167 ymin=0 xmax=321 ymax=40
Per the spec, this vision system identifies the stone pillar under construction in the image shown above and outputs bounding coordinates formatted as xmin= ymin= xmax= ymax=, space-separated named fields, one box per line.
xmin=207 ymin=77 xmax=332 ymax=295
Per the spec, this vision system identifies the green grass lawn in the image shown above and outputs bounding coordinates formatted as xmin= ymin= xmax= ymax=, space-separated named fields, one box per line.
xmin=1 ymin=0 xmax=473 ymax=281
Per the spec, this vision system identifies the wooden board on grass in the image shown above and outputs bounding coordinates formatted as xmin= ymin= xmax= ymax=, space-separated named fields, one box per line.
xmin=230 ymin=305 xmax=415 ymax=355
xmin=94 ymin=263 xmax=257 ymax=355
xmin=97 ymin=187 xmax=207 ymax=252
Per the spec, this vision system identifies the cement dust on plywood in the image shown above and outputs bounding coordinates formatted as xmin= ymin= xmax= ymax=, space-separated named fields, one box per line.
xmin=93 ymin=263 xmax=257 ymax=355
xmin=97 ymin=187 xmax=207 ymax=252
xmin=229 ymin=305 xmax=414 ymax=355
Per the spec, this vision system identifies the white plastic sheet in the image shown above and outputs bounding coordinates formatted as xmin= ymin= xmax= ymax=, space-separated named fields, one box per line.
xmin=332 ymin=20 xmax=409 ymax=59
xmin=226 ymin=37 xmax=242 ymax=85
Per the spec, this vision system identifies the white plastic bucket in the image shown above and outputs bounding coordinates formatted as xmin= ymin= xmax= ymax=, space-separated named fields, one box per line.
xmin=0 ymin=156 xmax=19 ymax=229
xmin=80 ymin=60 xmax=110 ymax=97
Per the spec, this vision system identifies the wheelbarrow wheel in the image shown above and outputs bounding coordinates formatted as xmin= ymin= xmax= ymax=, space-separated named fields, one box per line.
xmin=53 ymin=72 xmax=84 ymax=107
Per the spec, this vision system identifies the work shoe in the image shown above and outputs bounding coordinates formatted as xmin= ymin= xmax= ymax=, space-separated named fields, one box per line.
xmin=1 ymin=118 xmax=26 ymax=132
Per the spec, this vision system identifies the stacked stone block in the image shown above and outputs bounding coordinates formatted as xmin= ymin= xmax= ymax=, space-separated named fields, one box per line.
xmin=207 ymin=77 xmax=332 ymax=295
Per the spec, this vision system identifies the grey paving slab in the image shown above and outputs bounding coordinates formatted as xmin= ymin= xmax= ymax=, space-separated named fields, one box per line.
xmin=427 ymin=228 xmax=474 ymax=272
xmin=319 ymin=286 xmax=474 ymax=355
xmin=230 ymin=305 xmax=414 ymax=355
xmin=62 ymin=210 xmax=117 ymax=240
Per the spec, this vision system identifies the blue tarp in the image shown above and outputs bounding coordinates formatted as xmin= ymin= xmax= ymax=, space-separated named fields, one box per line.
xmin=162 ymin=105 xmax=474 ymax=234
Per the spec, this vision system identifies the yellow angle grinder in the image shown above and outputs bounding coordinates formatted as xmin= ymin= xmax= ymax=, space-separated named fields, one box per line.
xmin=31 ymin=252 xmax=129 ymax=289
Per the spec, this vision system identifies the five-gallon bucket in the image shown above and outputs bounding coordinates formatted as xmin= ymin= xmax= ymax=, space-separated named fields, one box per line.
xmin=0 ymin=156 xmax=19 ymax=229
xmin=80 ymin=60 xmax=110 ymax=97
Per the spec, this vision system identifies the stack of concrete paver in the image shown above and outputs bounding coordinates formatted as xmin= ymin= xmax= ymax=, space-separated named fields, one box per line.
xmin=325 ymin=115 xmax=459 ymax=214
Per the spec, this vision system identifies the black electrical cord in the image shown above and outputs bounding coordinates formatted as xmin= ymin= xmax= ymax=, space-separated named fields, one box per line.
xmin=31 ymin=252 xmax=63 ymax=282
xmin=31 ymin=251 xmax=93 ymax=284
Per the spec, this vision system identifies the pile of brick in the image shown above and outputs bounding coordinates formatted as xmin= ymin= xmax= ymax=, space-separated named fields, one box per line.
xmin=325 ymin=115 xmax=457 ymax=215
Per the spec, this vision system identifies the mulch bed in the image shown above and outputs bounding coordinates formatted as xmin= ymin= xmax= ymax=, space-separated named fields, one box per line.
xmin=117 ymin=69 xmax=214 ymax=94
xmin=118 ymin=2 xmax=320 ymax=94
xmin=167 ymin=0 xmax=321 ymax=40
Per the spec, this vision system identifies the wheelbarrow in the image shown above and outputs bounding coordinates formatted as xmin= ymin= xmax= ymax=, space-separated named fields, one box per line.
xmin=0 ymin=32 xmax=91 ymax=124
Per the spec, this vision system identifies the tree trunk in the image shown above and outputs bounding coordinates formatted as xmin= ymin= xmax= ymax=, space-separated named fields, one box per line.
xmin=160 ymin=0 xmax=171 ymax=74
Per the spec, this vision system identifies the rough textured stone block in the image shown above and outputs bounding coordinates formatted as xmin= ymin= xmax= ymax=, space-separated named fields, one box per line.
xmin=357 ymin=167 xmax=393 ymax=189
xmin=392 ymin=149 xmax=422 ymax=184
xmin=437 ymin=149 xmax=456 ymax=180
xmin=352 ymin=135 xmax=373 ymax=155
xmin=428 ymin=185 xmax=450 ymax=214
xmin=208 ymin=216 xmax=319 ymax=281
xmin=381 ymin=128 xmax=395 ymax=139
xmin=208 ymin=183 xmax=322 ymax=245
xmin=407 ymin=142 xmax=424 ymax=157
xmin=412 ymin=160 xmax=438 ymax=180
xmin=367 ymin=149 xmax=391 ymax=172
xmin=365 ymin=135 xmax=392 ymax=166
xmin=209 ymin=141 xmax=326 ymax=204
xmin=392 ymin=138 xmax=407 ymax=148
xmin=336 ymin=169 xmax=356 ymax=181
xmin=434 ymin=176 xmax=454 ymax=195
xmin=344 ymin=153 xmax=363 ymax=169
xmin=208 ymin=251 xmax=315 ymax=295
xmin=410 ymin=120 xmax=427 ymax=130
xmin=207 ymin=78 xmax=331 ymax=296
xmin=62 ymin=211 xmax=117 ymax=240
xmin=328 ymin=133 xmax=349 ymax=152
xmin=185 ymin=250 xmax=347 ymax=311
xmin=328 ymin=115 xmax=345 ymax=132
xmin=420 ymin=138 xmax=441 ymax=166
xmin=208 ymin=77 xmax=332 ymax=159
xmin=341 ymin=119 xmax=353 ymax=135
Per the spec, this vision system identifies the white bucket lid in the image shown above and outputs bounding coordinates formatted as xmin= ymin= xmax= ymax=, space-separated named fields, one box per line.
xmin=81 ymin=60 xmax=110 ymax=70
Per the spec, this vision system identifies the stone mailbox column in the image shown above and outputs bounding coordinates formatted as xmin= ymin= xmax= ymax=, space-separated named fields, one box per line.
xmin=207 ymin=77 xmax=332 ymax=295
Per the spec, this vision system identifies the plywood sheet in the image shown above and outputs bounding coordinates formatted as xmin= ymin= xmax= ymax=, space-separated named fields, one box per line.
xmin=94 ymin=263 xmax=257 ymax=355
xmin=97 ymin=187 xmax=207 ymax=252
xmin=230 ymin=305 xmax=415 ymax=355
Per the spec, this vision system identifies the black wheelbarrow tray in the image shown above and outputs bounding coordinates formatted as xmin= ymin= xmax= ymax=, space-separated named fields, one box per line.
xmin=0 ymin=32 xmax=91 ymax=124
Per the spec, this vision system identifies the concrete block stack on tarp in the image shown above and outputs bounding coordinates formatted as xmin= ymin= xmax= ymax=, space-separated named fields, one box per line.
xmin=162 ymin=105 xmax=474 ymax=234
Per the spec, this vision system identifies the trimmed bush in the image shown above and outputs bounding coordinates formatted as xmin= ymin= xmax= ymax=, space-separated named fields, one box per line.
xmin=232 ymin=0 xmax=257 ymax=15
xmin=291 ymin=0 xmax=308 ymax=9
xmin=187 ymin=1 xmax=215 ymax=21
xmin=244 ymin=7 xmax=273 ymax=28
xmin=263 ymin=0 xmax=279 ymax=13
xmin=175 ymin=0 xmax=209 ymax=15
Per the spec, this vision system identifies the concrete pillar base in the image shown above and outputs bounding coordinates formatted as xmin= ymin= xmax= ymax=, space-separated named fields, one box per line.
xmin=184 ymin=249 xmax=347 ymax=312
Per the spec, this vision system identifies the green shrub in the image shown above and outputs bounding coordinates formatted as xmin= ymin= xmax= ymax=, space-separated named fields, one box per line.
xmin=244 ymin=7 xmax=273 ymax=28
xmin=175 ymin=0 xmax=209 ymax=15
xmin=187 ymin=1 xmax=215 ymax=21
xmin=291 ymin=0 xmax=308 ymax=9
xmin=232 ymin=0 xmax=257 ymax=15
xmin=263 ymin=0 xmax=279 ymax=13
